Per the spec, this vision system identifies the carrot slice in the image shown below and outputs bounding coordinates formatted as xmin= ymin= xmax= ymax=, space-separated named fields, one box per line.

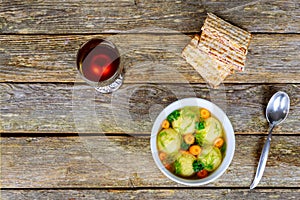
xmin=200 ymin=108 xmax=210 ymax=119
xmin=159 ymin=152 xmax=167 ymax=161
xmin=184 ymin=134 xmax=195 ymax=145
xmin=189 ymin=145 xmax=201 ymax=156
xmin=214 ymin=138 xmax=224 ymax=148
xmin=197 ymin=169 xmax=208 ymax=178
xmin=161 ymin=120 xmax=170 ymax=129
xmin=165 ymin=163 xmax=172 ymax=171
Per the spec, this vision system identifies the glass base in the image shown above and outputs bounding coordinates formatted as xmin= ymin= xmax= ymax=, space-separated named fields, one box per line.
xmin=95 ymin=74 xmax=123 ymax=93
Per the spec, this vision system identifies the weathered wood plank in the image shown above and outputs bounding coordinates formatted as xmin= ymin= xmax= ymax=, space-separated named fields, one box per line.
xmin=2 ymin=189 xmax=300 ymax=200
xmin=1 ymin=83 xmax=299 ymax=134
xmin=0 ymin=34 xmax=299 ymax=83
xmin=0 ymin=0 xmax=299 ymax=34
xmin=1 ymin=135 xmax=299 ymax=188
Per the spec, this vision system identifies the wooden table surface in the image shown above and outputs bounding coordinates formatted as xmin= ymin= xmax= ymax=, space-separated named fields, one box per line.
xmin=1 ymin=0 xmax=299 ymax=199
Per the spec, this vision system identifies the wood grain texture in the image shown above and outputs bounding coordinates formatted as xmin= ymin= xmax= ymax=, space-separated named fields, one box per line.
xmin=0 ymin=0 xmax=299 ymax=195
xmin=2 ymin=189 xmax=300 ymax=200
xmin=1 ymin=135 xmax=299 ymax=188
xmin=0 ymin=0 xmax=299 ymax=34
xmin=0 ymin=34 xmax=299 ymax=83
xmin=0 ymin=83 xmax=299 ymax=134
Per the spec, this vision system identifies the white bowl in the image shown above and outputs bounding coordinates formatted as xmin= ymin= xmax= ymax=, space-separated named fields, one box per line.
xmin=150 ymin=97 xmax=235 ymax=186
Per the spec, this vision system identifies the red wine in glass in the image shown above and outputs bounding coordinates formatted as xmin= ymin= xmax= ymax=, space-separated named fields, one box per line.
xmin=76 ymin=38 xmax=123 ymax=93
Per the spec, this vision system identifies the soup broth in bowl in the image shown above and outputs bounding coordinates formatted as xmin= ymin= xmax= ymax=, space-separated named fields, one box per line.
xmin=150 ymin=98 xmax=235 ymax=186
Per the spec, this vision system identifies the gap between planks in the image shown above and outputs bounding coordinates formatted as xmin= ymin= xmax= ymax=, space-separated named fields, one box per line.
xmin=0 ymin=32 xmax=300 ymax=36
xmin=1 ymin=186 xmax=300 ymax=190
xmin=1 ymin=132 xmax=300 ymax=137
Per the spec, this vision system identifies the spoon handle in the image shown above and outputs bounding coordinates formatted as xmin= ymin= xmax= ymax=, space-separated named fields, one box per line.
xmin=250 ymin=125 xmax=275 ymax=190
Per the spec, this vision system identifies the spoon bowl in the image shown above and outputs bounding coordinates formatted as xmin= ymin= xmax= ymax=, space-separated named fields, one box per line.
xmin=250 ymin=91 xmax=290 ymax=189
xmin=266 ymin=91 xmax=290 ymax=125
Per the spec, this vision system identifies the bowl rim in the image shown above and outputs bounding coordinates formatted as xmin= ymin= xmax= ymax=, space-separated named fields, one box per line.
xmin=150 ymin=97 xmax=235 ymax=186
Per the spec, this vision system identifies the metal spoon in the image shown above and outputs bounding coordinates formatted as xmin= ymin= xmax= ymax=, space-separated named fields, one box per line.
xmin=250 ymin=91 xmax=290 ymax=190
